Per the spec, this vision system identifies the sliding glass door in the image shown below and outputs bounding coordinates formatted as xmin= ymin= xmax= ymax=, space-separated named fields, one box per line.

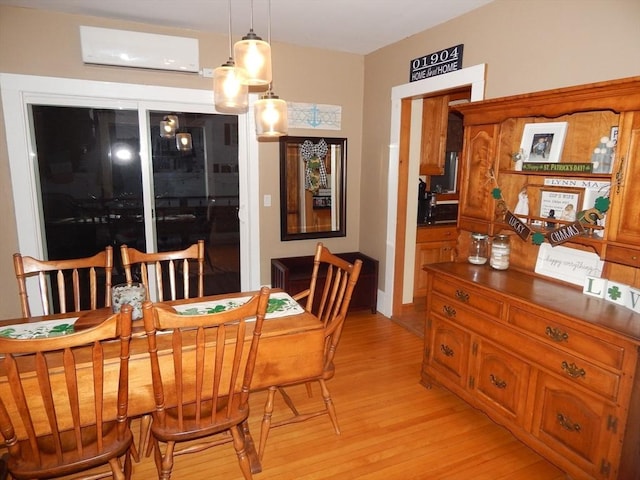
xmin=1 ymin=74 xmax=259 ymax=313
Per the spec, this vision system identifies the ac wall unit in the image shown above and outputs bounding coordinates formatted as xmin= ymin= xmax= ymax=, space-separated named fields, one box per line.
xmin=80 ymin=26 xmax=199 ymax=72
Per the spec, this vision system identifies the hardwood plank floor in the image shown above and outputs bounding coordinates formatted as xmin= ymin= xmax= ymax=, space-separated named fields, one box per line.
xmin=127 ymin=310 xmax=566 ymax=479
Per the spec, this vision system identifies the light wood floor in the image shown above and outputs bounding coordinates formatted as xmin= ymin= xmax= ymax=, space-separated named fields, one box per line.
xmin=127 ymin=310 xmax=566 ymax=480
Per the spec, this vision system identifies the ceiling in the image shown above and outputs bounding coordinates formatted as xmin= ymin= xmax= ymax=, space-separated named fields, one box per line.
xmin=0 ymin=0 xmax=494 ymax=55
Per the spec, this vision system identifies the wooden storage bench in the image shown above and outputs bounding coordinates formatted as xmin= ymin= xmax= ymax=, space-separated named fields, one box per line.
xmin=271 ymin=252 xmax=378 ymax=313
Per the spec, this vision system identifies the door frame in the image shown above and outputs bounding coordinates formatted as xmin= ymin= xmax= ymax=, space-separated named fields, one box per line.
xmin=0 ymin=73 xmax=261 ymax=312
xmin=381 ymin=64 xmax=486 ymax=317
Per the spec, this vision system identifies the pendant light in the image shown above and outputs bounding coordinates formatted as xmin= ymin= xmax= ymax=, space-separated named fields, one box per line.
xmin=255 ymin=89 xmax=288 ymax=138
xmin=234 ymin=0 xmax=272 ymax=86
xmin=176 ymin=132 xmax=193 ymax=151
xmin=160 ymin=114 xmax=179 ymax=138
xmin=254 ymin=0 xmax=287 ymax=138
xmin=213 ymin=0 xmax=249 ymax=113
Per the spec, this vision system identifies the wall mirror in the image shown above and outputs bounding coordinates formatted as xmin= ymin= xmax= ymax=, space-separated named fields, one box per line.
xmin=280 ymin=136 xmax=347 ymax=241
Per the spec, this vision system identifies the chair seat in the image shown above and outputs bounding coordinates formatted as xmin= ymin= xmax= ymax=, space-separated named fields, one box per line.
xmin=151 ymin=398 xmax=249 ymax=443
xmin=8 ymin=423 xmax=132 ymax=479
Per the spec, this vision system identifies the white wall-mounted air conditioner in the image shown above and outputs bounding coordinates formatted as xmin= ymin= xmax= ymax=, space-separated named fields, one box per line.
xmin=80 ymin=26 xmax=199 ymax=73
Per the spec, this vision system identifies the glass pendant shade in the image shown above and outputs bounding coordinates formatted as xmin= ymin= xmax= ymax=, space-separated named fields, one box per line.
xmin=213 ymin=60 xmax=249 ymax=114
xmin=234 ymin=32 xmax=272 ymax=86
xmin=160 ymin=114 xmax=179 ymax=138
xmin=176 ymin=132 xmax=192 ymax=151
xmin=255 ymin=91 xmax=287 ymax=138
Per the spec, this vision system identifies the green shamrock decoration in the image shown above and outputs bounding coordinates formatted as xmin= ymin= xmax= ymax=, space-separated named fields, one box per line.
xmin=594 ymin=196 xmax=610 ymax=213
xmin=532 ymin=232 xmax=546 ymax=245
xmin=607 ymin=285 xmax=622 ymax=301
xmin=491 ymin=188 xmax=502 ymax=199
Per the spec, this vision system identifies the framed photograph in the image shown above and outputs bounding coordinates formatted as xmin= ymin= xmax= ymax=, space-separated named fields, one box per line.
xmin=610 ymin=126 xmax=619 ymax=146
xmin=539 ymin=187 xmax=583 ymax=222
xmin=520 ymin=122 xmax=568 ymax=163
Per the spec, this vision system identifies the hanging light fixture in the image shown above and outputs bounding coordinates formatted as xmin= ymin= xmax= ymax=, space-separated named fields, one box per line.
xmin=176 ymin=131 xmax=193 ymax=151
xmin=160 ymin=114 xmax=179 ymax=138
xmin=234 ymin=0 xmax=272 ymax=86
xmin=214 ymin=0 xmax=249 ymax=113
xmin=255 ymin=89 xmax=288 ymax=138
xmin=255 ymin=0 xmax=287 ymax=138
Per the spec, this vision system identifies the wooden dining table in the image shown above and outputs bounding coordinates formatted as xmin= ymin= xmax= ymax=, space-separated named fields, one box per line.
xmin=0 ymin=290 xmax=325 ymax=473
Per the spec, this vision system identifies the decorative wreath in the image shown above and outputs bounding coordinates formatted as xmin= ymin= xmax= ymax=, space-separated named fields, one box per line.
xmin=300 ymin=139 xmax=328 ymax=193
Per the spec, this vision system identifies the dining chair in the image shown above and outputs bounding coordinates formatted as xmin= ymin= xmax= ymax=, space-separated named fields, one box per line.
xmin=120 ymin=240 xmax=205 ymax=302
xmin=258 ymin=242 xmax=363 ymax=460
xmin=141 ymin=286 xmax=271 ymax=480
xmin=120 ymin=240 xmax=206 ymax=457
xmin=0 ymin=305 xmax=135 ymax=480
xmin=13 ymin=246 xmax=114 ymax=318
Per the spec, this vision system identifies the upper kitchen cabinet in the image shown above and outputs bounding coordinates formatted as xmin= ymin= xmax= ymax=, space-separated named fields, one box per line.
xmin=453 ymin=76 xmax=640 ymax=273
xmin=420 ymin=96 xmax=449 ymax=175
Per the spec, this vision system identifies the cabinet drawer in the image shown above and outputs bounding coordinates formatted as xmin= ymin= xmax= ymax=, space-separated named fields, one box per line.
xmin=532 ymin=373 xmax=616 ymax=479
xmin=604 ymin=244 xmax=640 ymax=268
xmin=509 ymin=306 xmax=625 ymax=370
xmin=428 ymin=316 xmax=470 ymax=388
xmin=531 ymin=343 xmax=621 ymax=402
xmin=416 ymin=226 xmax=456 ymax=243
xmin=431 ymin=277 xmax=503 ymax=318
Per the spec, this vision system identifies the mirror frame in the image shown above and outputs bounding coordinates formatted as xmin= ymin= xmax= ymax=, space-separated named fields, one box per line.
xmin=279 ymin=135 xmax=347 ymax=241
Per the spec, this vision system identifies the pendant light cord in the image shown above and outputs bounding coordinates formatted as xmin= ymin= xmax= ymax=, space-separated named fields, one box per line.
xmin=250 ymin=0 xmax=255 ymax=32
xmin=227 ymin=0 xmax=233 ymax=59
xmin=267 ymin=0 xmax=273 ymax=93
xmin=267 ymin=0 xmax=271 ymax=43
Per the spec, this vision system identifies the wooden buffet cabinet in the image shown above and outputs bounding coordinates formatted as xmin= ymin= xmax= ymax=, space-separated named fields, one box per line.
xmin=420 ymin=77 xmax=640 ymax=480
xmin=421 ymin=263 xmax=640 ymax=480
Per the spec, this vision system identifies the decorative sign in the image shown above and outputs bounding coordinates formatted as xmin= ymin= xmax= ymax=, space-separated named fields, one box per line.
xmin=535 ymin=243 xmax=603 ymax=286
xmin=522 ymin=163 xmax=593 ymax=173
xmin=409 ymin=44 xmax=464 ymax=82
xmin=547 ymin=221 xmax=585 ymax=246
xmin=505 ymin=211 xmax=531 ymax=241
xmin=287 ymin=102 xmax=341 ymax=130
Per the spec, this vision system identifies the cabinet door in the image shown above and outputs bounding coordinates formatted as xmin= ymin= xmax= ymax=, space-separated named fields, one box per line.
xmin=532 ymin=373 xmax=617 ymax=479
xmin=420 ymin=96 xmax=449 ymax=175
xmin=605 ymin=111 xmax=640 ymax=259
xmin=414 ymin=241 xmax=455 ymax=297
xmin=458 ymin=124 xmax=499 ymax=233
xmin=427 ymin=316 xmax=470 ymax=389
xmin=471 ymin=340 xmax=530 ymax=425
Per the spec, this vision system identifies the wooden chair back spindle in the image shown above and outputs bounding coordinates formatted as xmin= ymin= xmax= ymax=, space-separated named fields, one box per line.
xmin=120 ymin=240 xmax=205 ymax=302
xmin=13 ymin=246 xmax=114 ymax=318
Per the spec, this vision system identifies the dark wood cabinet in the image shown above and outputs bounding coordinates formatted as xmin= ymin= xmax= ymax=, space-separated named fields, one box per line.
xmin=271 ymin=251 xmax=378 ymax=313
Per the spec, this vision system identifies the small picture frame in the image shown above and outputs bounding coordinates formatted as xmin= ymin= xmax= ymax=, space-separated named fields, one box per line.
xmin=520 ymin=122 xmax=568 ymax=163
xmin=539 ymin=187 xmax=583 ymax=223
xmin=610 ymin=126 xmax=619 ymax=146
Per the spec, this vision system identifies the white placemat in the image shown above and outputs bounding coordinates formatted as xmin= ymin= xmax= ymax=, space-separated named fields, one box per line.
xmin=0 ymin=318 xmax=79 ymax=339
xmin=173 ymin=291 xmax=305 ymax=319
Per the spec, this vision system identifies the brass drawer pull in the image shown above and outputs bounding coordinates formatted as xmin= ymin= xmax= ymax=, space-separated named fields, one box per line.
xmin=455 ymin=290 xmax=470 ymax=303
xmin=557 ymin=413 xmax=581 ymax=432
xmin=489 ymin=374 xmax=506 ymax=389
xmin=442 ymin=305 xmax=456 ymax=318
xmin=545 ymin=326 xmax=569 ymax=343
xmin=440 ymin=344 xmax=454 ymax=357
xmin=561 ymin=361 xmax=586 ymax=379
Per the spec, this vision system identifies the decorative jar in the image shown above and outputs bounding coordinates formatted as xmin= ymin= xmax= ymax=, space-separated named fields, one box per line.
xmin=468 ymin=233 xmax=489 ymax=265
xmin=490 ymin=234 xmax=511 ymax=270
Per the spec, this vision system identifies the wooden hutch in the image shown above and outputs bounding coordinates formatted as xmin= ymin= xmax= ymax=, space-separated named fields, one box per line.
xmin=421 ymin=77 xmax=640 ymax=480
